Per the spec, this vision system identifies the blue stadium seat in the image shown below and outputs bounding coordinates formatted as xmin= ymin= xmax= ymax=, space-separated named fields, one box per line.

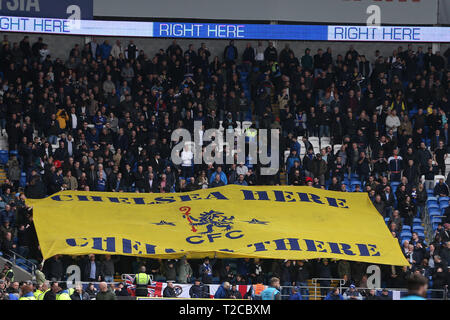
xmin=438 ymin=196 xmax=449 ymax=203
xmin=413 ymin=226 xmax=425 ymax=233
xmin=0 ymin=150 xmax=8 ymax=165
xmin=19 ymin=173 xmax=27 ymax=188
xmin=391 ymin=181 xmax=400 ymax=188
xmin=400 ymin=231 xmax=412 ymax=238
xmin=440 ymin=202 xmax=449 ymax=210
xmin=426 ymin=201 xmax=438 ymax=209
xmin=428 ymin=203 xmax=440 ymax=210
xmin=413 ymin=218 xmax=421 ymax=224
xmin=431 ymin=217 xmax=442 ymax=224
xmin=429 ymin=212 xmax=442 ymax=219
xmin=402 ymin=224 xmax=411 ymax=230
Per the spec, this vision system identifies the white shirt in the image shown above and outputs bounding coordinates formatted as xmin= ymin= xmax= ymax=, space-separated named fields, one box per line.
xmin=181 ymin=150 xmax=193 ymax=167
xmin=71 ymin=113 xmax=77 ymax=129
xmin=385 ymin=115 xmax=401 ymax=132
xmin=236 ymin=165 xmax=248 ymax=176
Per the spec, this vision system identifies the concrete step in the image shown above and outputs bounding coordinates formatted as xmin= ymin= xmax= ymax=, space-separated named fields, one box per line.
xmin=0 ymin=255 xmax=33 ymax=282
xmin=306 ymin=279 xmax=341 ymax=300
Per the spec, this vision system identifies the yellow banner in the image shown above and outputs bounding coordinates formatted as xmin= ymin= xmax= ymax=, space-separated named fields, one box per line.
xmin=27 ymin=185 xmax=409 ymax=266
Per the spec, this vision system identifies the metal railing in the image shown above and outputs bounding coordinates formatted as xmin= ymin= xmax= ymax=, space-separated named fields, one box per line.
xmin=279 ymin=284 xmax=448 ymax=300
xmin=6 ymin=250 xmax=37 ymax=276
xmin=57 ymin=278 xmax=449 ymax=300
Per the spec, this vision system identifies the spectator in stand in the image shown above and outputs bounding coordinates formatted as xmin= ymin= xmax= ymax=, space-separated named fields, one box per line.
xmin=1 ymin=36 xmax=449 ymax=296
xmin=434 ymin=178 xmax=449 ymax=197
xmin=96 ymin=282 xmax=116 ymax=300
xmin=343 ymin=284 xmax=363 ymax=300
xmin=324 ymin=287 xmax=344 ymax=300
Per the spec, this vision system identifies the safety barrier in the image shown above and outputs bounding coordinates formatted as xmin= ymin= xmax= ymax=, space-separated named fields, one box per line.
xmin=49 ymin=278 xmax=450 ymax=300
xmin=278 ymin=284 xmax=448 ymax=300
xmin=6 ymin=250 xmax=37 ymax=276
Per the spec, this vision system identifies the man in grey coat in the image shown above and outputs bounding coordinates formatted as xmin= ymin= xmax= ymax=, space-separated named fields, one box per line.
xmin=177 ymin=256 xmax=193 ymax=284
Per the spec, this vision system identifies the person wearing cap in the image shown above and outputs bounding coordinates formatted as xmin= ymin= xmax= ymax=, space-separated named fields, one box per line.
xmin=260 ymin=277 xmax=281 ymax=300
xmin=35 ymin=263 xmax=46 ymax=286
xmin=2 ymin=261 xmax=14 ymax=282
xmin=343 ymin=284 xmax=363 ymax=300
xmin=312 ymin=153 xmax=327 ymax=186
xmin=189 ymin=278 xmax=204 ymax=298
xmin=163 ymin=281 xmax=177 ymax=298
xmin=379 ymin=288 xmax=391 ymax=300
xmin=134 ymin=265 xmax=151 ymax=297
xmin=318 ymin=259 xmax=332 ymax=298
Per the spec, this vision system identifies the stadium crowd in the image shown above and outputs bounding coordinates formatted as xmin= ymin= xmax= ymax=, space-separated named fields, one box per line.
xmin=0 ymin=34 xmax=449 ymax=299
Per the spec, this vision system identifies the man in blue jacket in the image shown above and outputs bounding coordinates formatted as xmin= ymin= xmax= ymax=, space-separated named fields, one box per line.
xmin=324 ymin=287 xmax=344 ymax=300
xmin=97 ymin=40 xmax=112 ymax=60
xmin=288 ymin=287 xmax=303 ymax=300
xmin=214 ymin=282 xmax=231 ymax=299
xmin=209 ymin=166 xmax=228 ymax=185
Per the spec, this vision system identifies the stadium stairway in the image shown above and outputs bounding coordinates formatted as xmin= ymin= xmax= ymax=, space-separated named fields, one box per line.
xmin=0 ymin=255 xmax=33 ymax=282
xmin=279 ymin=171 xmax=287 ymax=186
xmin=0 ymin=167 xmax=6 ymax=184
xmin=306 ymin=279 xmax=341 ymax=300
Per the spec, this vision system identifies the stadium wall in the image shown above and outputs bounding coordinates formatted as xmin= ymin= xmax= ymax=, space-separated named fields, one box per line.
xmin=1 ymin=32 xmax=449 ymax=63
xmin=93 ymin=0 xmax=439 ymax=25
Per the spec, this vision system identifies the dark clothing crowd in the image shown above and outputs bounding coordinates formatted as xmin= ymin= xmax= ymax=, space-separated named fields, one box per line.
xmin=0 ymin=35 xmax=449 ymax=298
